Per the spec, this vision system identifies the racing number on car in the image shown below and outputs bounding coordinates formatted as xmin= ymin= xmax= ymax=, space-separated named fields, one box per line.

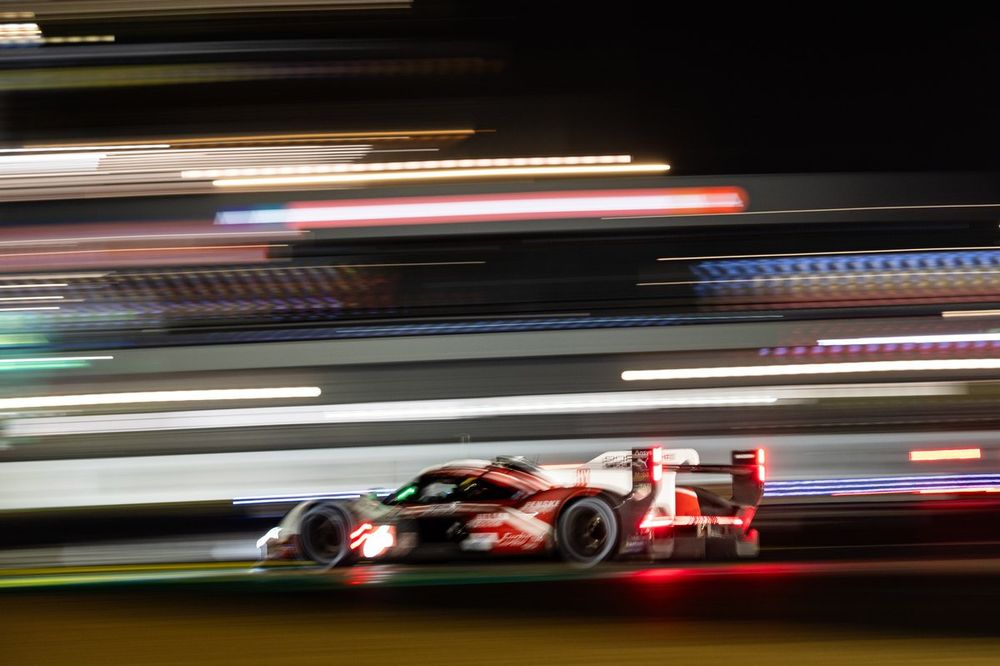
xmin=576 ymin=467 xmax=591 ymax=486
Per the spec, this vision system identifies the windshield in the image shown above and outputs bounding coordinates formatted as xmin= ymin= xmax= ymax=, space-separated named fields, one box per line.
xmin=384 ymin=475 xmax=464 ymax=505
xmin=384 ymin=471 xmax=523 ymax=505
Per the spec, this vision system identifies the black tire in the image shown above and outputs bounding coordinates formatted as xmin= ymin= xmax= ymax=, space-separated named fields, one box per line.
xmin=298 ymin=503 xmax=357 ymax=568
xmin=556 ymin=497 xmax=620 ymax=567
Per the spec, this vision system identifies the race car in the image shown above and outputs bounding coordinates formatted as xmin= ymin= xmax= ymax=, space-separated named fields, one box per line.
xmin=256 ymin=446 xmax=765 ymax=568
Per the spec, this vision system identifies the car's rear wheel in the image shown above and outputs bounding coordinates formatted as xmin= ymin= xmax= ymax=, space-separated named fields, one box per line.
xmin=556 ymin=497 xmax=619 ymax=567
xmin=299 ymin=503 xmax=356 ymax=568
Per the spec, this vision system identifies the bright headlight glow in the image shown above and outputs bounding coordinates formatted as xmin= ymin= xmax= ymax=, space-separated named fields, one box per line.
xmin=361 ymin=525 xmax=395 ymax=559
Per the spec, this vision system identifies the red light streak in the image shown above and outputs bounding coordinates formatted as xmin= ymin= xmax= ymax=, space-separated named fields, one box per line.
xmin=349 ymin=522 xmax=373 ymax=549
xmin=287 ymin=187 xmax=748 ymax=229
xmin=349 ymin=523 xmax=372 ymax=540
xmin=640 ymin=514 xmax=744 ymax=529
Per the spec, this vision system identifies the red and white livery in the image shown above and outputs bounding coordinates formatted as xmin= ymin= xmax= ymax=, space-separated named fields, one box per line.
xmin=258 ymin=446 xmax=766 ymax=567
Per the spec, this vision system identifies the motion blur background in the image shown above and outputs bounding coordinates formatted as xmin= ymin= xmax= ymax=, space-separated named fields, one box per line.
xmin=3 ymin=3 xmax=1000 ymax=664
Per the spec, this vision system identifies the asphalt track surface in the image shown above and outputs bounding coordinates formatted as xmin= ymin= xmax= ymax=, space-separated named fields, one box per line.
xmin=4 ymin=552 xmax=1000 ymax=665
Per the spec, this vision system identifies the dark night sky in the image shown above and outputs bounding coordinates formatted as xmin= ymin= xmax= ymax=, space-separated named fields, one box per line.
xmin=2 ymin=4 xmax=998 ymax=176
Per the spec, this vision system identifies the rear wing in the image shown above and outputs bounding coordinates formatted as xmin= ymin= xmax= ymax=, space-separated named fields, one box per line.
xmin=666 ymin=448 xmax=767 ymax=507
xmin=544 ymin=447 xmax=765 ymax=505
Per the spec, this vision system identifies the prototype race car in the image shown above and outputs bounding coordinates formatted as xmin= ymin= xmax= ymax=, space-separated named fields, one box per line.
xmin=257 ymin=446 xmax=766 ymax=567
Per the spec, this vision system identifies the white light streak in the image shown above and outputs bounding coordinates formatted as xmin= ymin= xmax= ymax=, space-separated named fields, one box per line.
xmin=818 ymin=333 xmax=1000 ymax=346
xmin=622 ymin=359 xmax=1000 ymax=382
xmin=0 ymin=283 xmax=68 ymax=289
xmin=0 ymin=272 xmax=107 ymax=280
xmin=4 ymin=390 xmax=779 ymax=437
xmin=942 ymin=310 xmax=1000 ymax=319
xmin=0 ymin=295 xmax=64 ymax=302
xmin=323 ymin=392 xmax=778 ymax=422
xmin=183 ymin=155 xmax=632 ymax=179
xmin=0 ymin=144 xmax=170 ymax=153
xmin=42 ymin=35 xmax=115 ymax=44
xmin=0 ymin=355 xmax=112 ymax=364
xmin=1 ymin=382 xmax=967 ymax=438
xmin=0 ymin=306 xmax=60 ymax=312
xmin=211 ymin=163 xmax=670 ymax=188
xmin=0 ymin=386 xmax=321 ymax=411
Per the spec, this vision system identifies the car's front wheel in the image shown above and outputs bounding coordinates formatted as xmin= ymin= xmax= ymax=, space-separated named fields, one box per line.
xmin=556 ymin=497 xmax=620 ymax=567
xmin=299 ymin=503 xmax=357 ymax=568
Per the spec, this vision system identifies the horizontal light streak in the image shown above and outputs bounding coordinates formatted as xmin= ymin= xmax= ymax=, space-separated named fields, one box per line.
xmin=21 ymin=129 xmax=471 ymax=152
xmin=0 ymin=22 xmax=41 ymax=44
xmin=656 ymin=244 xmax=1000 ymax=262
xmin=109 ymin=144 xmax=371 ymax=155
xmin=217 ymin=187 xmax=744 ymax=227
xmin=0 ymin=355 xmax=111 ymax=365
xmin=764 ymin=473 xmax=1000 ymax=497
xmin=25 ymin=1 xmax=412 ymax=20
xmin=0 ymin=295 xmax=64 ymax=302
xmin=0 ymin=272 xmax=107 ymax=280
xmin=0 ymin=243 xmax=279 ymax=259
xmin=183 ymin=155 xmax=632 ymax=179
xmin=942 ymin=310 xmax=1000 ymax=318
xmin=0 ymin=146 xmax=373 ymax=178
xmin=133 ymin=260 xmax=482 ymax=278
xmin=917 ymin=487 xmax=1000 ymax=494
xmin=322 ymin=393 xmax=779 ymax=423
xmin=0 ymin=230 xmax=300 ymax=248
xmin=0 ymin=144 xmax=170 ymax=153
xmin=5 ymin=389 xmax=782 ymax=437
xmin=638 ymin=268 xmax=1000 ymax=287
xmin=42 ymin=35 xmax=115 ymax=43
xmin=0 ymin=386 xmax=320 ymax=411
xmin=640 ymin=515 xmax=743 ymax=529
xmin=622 ymin=359 xmax=1000 ymax=382
xmin=909 ymin=448 xmax=982 ymax=462
xmin=0 ymin=283 xmax=68 ymax=289
xmin=234 ymin=489 xmax=395 ymax=505
xmin=211 ymin=163 xmax=670 ymax=188
xmin=747 ymin=382 xmax=966 ymax=399
xmin=611 ymin=203 xmax=1000 ymax=221
xmin=0 ymin=306 xmax=60 ymax=312
xmin=5 ymin=381 xmax=964 ymax=439
xmin=818 ymin=334 xmax=1000 ymax=346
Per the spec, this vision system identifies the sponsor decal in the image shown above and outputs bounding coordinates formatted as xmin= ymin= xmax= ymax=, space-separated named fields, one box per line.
xmin=460 ymin=533 xmax=498 ymax=552
xmin=497 ymin=532 xmax=545 ymax=549
xmin=601 ymin=454 xmax=633 ymax=469
xmin=467 ymin=513 xmax=506 ymax=528
xmin=522 ymin=500 xmax=561 ymax=514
